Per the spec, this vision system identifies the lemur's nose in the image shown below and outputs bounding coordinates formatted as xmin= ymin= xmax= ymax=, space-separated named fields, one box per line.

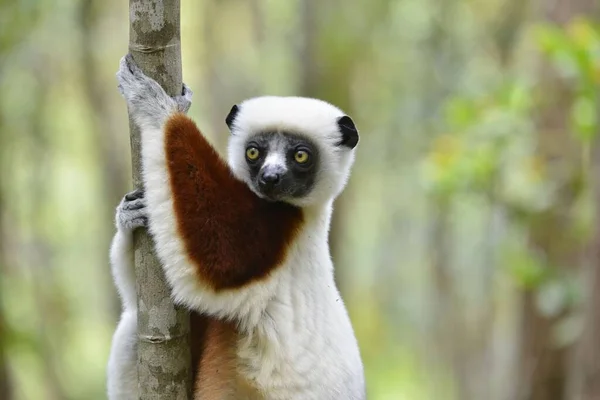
xmin=259 ymin=171 xmax=281 ymax=187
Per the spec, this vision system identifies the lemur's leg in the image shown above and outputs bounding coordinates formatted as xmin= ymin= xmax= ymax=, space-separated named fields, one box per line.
xmin=107 ymin=189 xmax=147 ymax=400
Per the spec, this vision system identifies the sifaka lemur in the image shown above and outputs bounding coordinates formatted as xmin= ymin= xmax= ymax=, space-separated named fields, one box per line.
xmin=107 ymin=54 xmax=365 ymax=399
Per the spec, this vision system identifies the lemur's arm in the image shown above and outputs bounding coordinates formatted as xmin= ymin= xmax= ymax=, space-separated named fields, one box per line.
xmin=107 ymin=190 xmax=147 ymax=400
xmin=109 ymin=190 xmax=147 ymax=311
xmin=116 ymin=55 xmax=303 ymax=321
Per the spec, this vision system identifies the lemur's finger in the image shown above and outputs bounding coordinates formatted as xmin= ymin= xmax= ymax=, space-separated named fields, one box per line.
xmin=173 ymin=83 xmax=193 ymax=113
xmin=125 ymin=188 xmax=144 ymax=201
xmin=182 ymin=83 xmax=193 ymax=99
xmin=122 ymin=198 xmax=145 ymax=211
xmin=117 ymin=56 xmax=131 ymax=79
xmin=116 ymin=56 xmax=134 ymax=92
xmin=124 ymin=53 xmax=141 ymax=75
xmin=129 ymin=216 xmax=148 ymax=229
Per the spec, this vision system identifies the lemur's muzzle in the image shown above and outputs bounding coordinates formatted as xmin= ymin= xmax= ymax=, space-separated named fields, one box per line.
xmin=257 ymin=165 xmax=287 ymax=198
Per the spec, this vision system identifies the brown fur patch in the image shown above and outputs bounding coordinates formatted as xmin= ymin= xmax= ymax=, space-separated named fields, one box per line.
xmin=193 ymin=317 xmax=263 ymax=399
xmin=163 ymin=113 xmax=304 ymax=290
xmin=190 ymin=312 xmax=209 ymax=382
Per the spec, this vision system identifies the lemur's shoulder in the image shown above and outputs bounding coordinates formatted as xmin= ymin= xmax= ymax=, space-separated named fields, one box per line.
xmin=163 ymin=113 xmax=304 ymax=290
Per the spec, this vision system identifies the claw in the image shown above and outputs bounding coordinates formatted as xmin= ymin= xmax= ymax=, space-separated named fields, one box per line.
xmin=116 ymin=189 xmax=148 ymax=231
xmin=116 ymin=53 xmax=142 ymax=92
xmin=124 ymin=53 xmax=140 ymax=75
xmin=182 ymin=83 xmax=193 ymax=98
xmin=123 ymin=198 xmax=145 ymax=211
xmin=174 ymin=83 xmax=193 ymax=113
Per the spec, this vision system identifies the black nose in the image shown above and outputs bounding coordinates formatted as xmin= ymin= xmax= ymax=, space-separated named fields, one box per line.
xmin=259 ymin=171 xmax=281 ymax=188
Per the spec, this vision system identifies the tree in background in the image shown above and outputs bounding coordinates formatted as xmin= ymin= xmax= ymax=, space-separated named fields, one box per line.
xmin=517 ymin=1 xmax=598 ymax=398
xmin=1 ymin=0 xmax=600 ymax=398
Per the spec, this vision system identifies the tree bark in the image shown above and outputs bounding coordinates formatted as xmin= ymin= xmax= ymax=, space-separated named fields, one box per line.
xmin=127 ymin=1 xmax=191 ymax=398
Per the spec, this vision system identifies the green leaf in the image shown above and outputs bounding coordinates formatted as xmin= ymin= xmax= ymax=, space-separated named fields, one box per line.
xmin=505 ymin=248 xmax=547 ymax=289
xmin=444 ymin=98 xmax=478 ymax=130
xmin=571 ymin=96 xmax=597 ymax=142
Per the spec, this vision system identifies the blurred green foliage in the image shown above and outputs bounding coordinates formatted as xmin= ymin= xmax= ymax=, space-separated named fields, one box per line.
xmin=0 ymin=0 xmax=599 ymax=399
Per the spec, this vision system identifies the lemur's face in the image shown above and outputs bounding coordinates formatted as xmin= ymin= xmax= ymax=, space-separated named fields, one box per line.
xmin=243 ymin=132 xmax=320 ymax=202
xmin=225 ymin=96 xmax=359 ymax=207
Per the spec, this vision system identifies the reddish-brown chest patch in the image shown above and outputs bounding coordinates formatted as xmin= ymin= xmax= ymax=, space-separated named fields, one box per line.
xmin=163 ymin=113 xmax=304 ymax=290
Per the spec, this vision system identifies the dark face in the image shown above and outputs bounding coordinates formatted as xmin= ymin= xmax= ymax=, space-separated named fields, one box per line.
xmin=244 ymin=132 xmax=319 ymax=202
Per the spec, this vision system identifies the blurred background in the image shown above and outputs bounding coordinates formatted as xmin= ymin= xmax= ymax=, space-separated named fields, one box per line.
xmin=1 ymin=0 xmax=599 ymax=399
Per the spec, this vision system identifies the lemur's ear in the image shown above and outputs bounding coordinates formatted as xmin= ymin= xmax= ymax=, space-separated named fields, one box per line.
xmin=225 ymin=105 xmax=239 ymax=131
xmin=337 ymin=115 xmax=359 ymax=149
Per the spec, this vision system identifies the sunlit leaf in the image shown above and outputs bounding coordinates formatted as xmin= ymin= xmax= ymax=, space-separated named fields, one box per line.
xmin=534 ymin=23 xmax=570 ymax=56
xmin=566 ymin=18 xmax=598 ymax=50
xmin=504 ymin=248 xmax=548 ymax=289
xmin=444 ymin=98 xmax=478 ymax=130
xmin=507 ymin=83 xmax=533 ymax=112
xmin=571 ymin=96 xmax=597 ymax=142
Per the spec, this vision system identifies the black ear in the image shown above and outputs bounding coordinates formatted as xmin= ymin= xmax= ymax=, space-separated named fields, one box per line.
xmin=337 ymin=115 xmax=359 ymax=149
xmin=225 ymin=104 xmax=239 ymax=130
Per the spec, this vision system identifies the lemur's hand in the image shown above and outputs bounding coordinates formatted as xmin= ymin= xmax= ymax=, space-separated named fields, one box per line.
xmin=115 ymin=188 xmax=148 ymax=232
xmin=174 ymin=82 xmax=193 ymax=114
xmin=116 ymin=54 xmax=193 ymax=126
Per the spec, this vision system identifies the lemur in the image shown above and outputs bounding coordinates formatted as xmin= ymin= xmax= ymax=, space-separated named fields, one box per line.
xmin=107 ymin=54 xmax=365 ymax=399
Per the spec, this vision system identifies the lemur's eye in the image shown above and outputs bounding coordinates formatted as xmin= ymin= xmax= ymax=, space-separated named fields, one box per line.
xmin=246 ymin=147 xmax=260 ymax=161
xmin=294 ymin=150 xmax=310 ymax=164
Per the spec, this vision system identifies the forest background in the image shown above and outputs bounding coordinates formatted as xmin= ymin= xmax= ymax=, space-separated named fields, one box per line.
xmin=1 ymin=0 xmax=600 ymax=399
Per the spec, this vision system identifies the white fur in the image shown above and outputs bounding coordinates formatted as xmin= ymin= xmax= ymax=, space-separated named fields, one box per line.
xmin=108 ymin=57 xmax=365 ymax=399
xmin=228 ymin=96 xmax=356 ymax=208
xmin=235 ymin=204 xmax=365 ymax=398
xmin=107 ymin=229 xmax=138 ymax=399
xmin=262 ymin=149 xmax=288 ymax=174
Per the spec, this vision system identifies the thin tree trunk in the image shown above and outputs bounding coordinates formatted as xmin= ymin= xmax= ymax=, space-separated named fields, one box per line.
xmin=517 ymin=1 xmax=596 ymax=398
xmin=298 ymin=0 xmax=318 ymax=99
xmin=517 ymin=90 xmax=575 ymax=400
xmin=469 ymin=9 xmax=528 ymax=399
xmin=127 ymin=1 xmax=191 ymax=398
xmin=577 ymin=169 xmax=600 ymax=399
xmin=79 ymin=0 xmax=130 ymax=208
xmin=429 ymin=196 xmax=471 ymax=399
xmin=26 ymin=63 xmax=68 ymax=400
xmin=297 ymin=0 xmax=356 ymax=292
xmin=574 ymin=46 xmax=600 ymax=400
xmin=0 ymin=191 xmax=11 ymax=400
xmin=0 ymin=321 xmax=9 ymax=400
xmin=78 ymin=0 xmax=130 ymax=319
xmin=201 ymin=0 xmax=228 ymax=153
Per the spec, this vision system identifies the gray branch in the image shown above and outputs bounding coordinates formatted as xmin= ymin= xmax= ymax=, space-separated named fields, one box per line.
xmin=127 ymin=0 xmax=191 ymax=398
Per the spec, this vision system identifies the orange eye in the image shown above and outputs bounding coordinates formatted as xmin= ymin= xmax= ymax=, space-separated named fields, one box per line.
xmin=246 ymin=147 xmax=260 ymax=160
xmin=294 ymin=150 xmax=309 ymax=164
